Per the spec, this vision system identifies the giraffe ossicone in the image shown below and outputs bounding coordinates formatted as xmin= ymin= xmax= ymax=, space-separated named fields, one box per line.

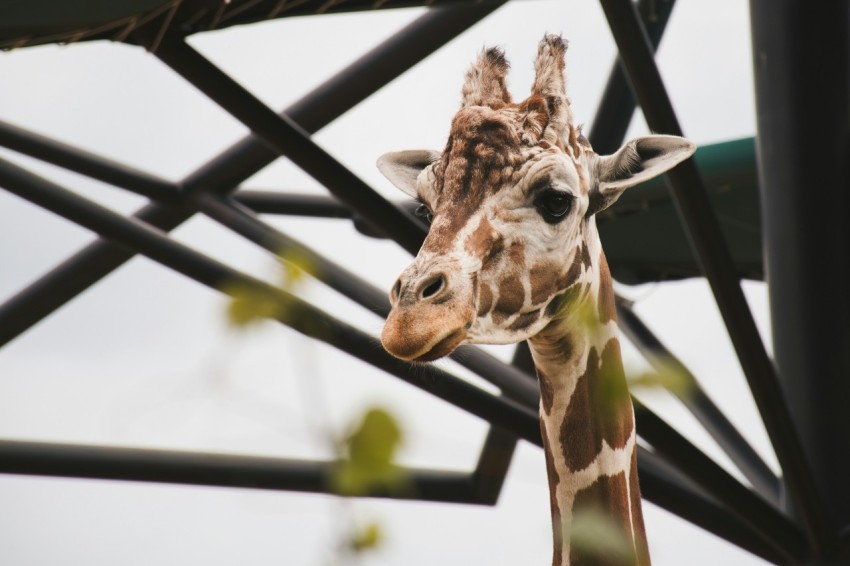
xmin=377 ymin=34 xmax=695 ymax=565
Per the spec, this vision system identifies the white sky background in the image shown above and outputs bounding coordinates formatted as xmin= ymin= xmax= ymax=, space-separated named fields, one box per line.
xmin=0 ymin=0 xmax=777 ymax=564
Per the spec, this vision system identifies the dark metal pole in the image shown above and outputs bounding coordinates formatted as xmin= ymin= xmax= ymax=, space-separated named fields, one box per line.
xmin=598 ymin=0 xmax=829 ymax=554
xmin=233 ymin=191 xmax=354 ymax=218
xmin=750 ymin=1 xmax=849 ymax=560
xmin=0 ymin=3 xmax=503 ymax=347
xmin=0 ymin=439 xmax=477 ymax=503
xmin=0 ymin=119 xmax=180 ymax=203
xmin=588 ymin=0 xmax=677 ymax=155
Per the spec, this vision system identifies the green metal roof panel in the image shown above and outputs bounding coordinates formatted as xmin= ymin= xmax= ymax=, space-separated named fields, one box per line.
xmin=599 ymin=137 xmax=762 ymax=284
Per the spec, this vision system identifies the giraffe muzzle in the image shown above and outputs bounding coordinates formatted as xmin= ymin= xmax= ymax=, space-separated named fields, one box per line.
xmin=382 ymin=263 xmax=475 ymax=362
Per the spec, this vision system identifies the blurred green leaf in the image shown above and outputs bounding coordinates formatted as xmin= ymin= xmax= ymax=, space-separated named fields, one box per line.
xmin=570 ymin=507 xmax=635 ymax=565
xmin=224 ymin=282 xmax=289 ymax=328
xmin=278 ymin=247 xmax=318 ymax=289
xmin=223 ymin=247 xmax=319 ymax=330
xmin=349 ymin=522 xmax=382 ymax=553
xmin=331 ymin=407 xmax=407 ymax=497
xmin=629 ymin=364 xmax=694 ymax=398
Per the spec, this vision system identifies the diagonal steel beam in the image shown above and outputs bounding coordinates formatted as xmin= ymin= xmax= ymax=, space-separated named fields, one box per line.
xmin=1 ymin=150 xmax=801 ymax=559
xmin=598 ymin=0 xmax=827 ymax=554
xmin=588 ymin=0 xmax=677 ymax=155
xmin=0 ymin=119 xmax=179 ymax=203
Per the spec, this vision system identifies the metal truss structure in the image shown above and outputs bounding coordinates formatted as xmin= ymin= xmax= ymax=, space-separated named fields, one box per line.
xmin=0 ymin=0 xmax=847 ymax=563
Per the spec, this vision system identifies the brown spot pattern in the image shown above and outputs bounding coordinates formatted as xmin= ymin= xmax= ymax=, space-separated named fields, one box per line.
xmin=597 ymin=252 xmax=616 ymax=324
xmin=629 ymin=449 xmax=650 ymax=565
xmin=477 ymin=283 xmax=493 ymax=316
xmin=570 ymin=472 xmax=635 ymax=566
xmin=580 ymin=242 xmax=592 ymax=270
xmin=560 ymin=339 xmax=633 ymax=472
xmin=540 ymin=418 xmax=563 ymax=566
xmin=465 ymin=216 xmax=498 ymax=258
xmin=508 ymin=310 xmax=540 ymax=332
xmin=530 ymin=261 xmax=560 ymax=305
xmin=538 ymin=368 xmax=555 ymax=416
xmin=494 ymin=275 xmax=524 ymax=321
xmin=564 ymin=248 xmax=583 ymax=286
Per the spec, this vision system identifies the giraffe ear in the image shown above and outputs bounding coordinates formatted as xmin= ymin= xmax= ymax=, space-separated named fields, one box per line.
xmin=588 ymin=135 xmax=696 ymax=216
xmin=377 ymin=150 xmax=440 ymax=199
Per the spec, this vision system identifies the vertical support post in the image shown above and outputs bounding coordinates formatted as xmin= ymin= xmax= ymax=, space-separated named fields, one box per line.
xmin=750 ymin=1 xmax=849 ymax=559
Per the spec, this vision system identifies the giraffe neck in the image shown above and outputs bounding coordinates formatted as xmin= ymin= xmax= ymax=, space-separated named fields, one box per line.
xmin=529 ymin=243 xmax=649 ymax=566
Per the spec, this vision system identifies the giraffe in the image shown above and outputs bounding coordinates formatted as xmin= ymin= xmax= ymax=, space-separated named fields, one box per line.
xmin=376 ymin=35 xmax=695 ymax=565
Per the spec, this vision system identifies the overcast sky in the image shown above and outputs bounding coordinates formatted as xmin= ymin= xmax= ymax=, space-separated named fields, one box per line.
xmin=0 ymin=1 xmax=773 ymax=564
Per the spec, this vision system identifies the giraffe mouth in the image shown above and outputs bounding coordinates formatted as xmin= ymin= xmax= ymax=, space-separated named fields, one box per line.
xmin=412 ymin=328 xmax=467 ymax=362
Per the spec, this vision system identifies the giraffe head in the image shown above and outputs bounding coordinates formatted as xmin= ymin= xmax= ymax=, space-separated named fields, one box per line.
xmin=378 ymin=35 xmax=694 ymax=362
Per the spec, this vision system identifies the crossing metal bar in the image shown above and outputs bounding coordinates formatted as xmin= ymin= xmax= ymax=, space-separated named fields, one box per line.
xmin=0 ymin=3 xmax=502 ymax=347
xmin=599 ymin=0 xmax=826 ymax=554
xmin=471 ymin=342 xmax=538 ymax=504
xmin=588 ymin=0 xmax=677 ymax=155
xmin=234 ymin=191 xmax=354 ymax=218
xmin=0 ymin=439 xmax=478 ymax=503
xmin=1 ymin=151 xmax=797 ymax=559
xmin=0 ymin=119 xmax=179 ymax=203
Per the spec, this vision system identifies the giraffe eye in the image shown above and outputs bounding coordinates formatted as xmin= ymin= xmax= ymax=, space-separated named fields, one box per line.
xmin=536 ymin=189 xmax=572 ymax=223
xmin=415 ymin=203 xmax=434 ymax=224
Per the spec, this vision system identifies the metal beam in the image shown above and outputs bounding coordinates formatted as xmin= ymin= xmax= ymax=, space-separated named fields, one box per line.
xmin=0 ymin=437 xmax=788 ymax=563
xmin=471 ymin=342 xmax=538 ymax=505
xmin=588 ymin=0 xmax=677 ymax=155
xmin=598 ymin=0 xmax=826 ymax=555
xmin=0 ymin=439 xmax=477 ymax=503
xmin=0 ymin=119 xmax=179 ymax=203
xmin=750 ymin=1 xmax=848 ymax=559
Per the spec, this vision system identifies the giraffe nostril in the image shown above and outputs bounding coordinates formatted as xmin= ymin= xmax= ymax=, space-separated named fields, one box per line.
xmin=391 ymin=278 xmax=402 ymax=301
xmin=420 ymin=274 xmax=445 ymax=300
